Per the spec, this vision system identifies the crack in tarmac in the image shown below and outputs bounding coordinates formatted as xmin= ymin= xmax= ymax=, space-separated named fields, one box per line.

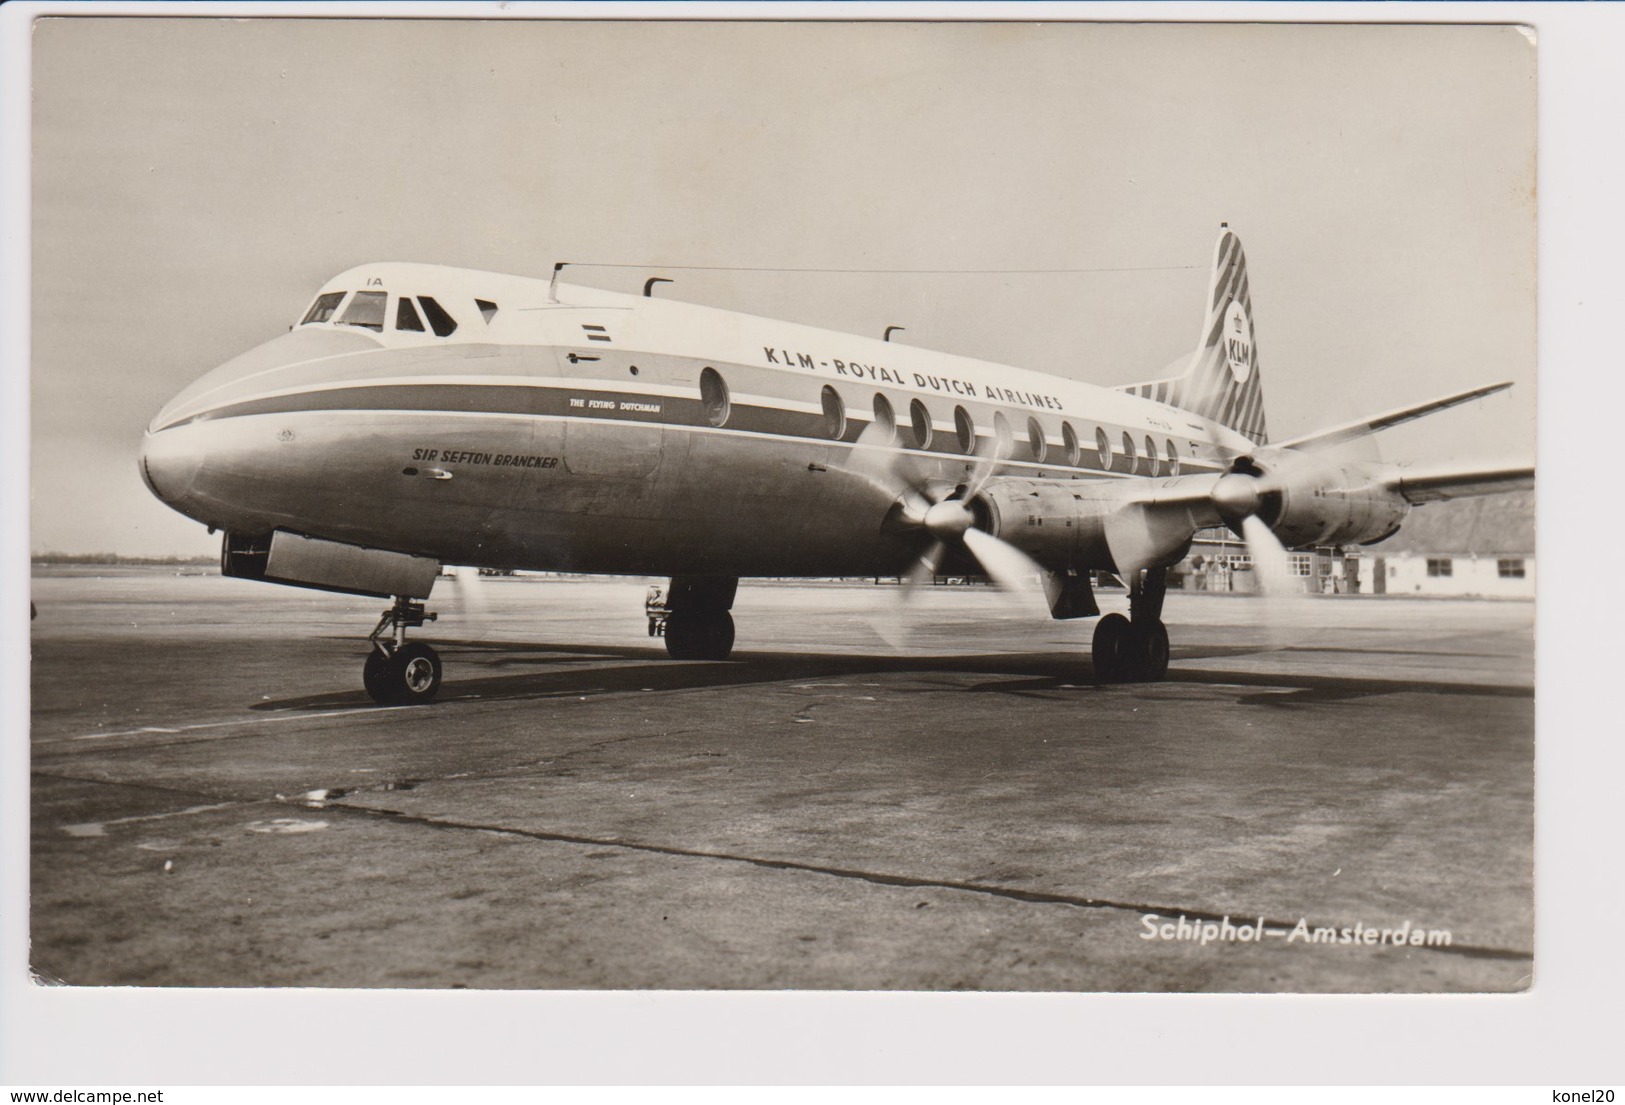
xmin=35 ymin=769 xmax=1533 ymax=970
xmin=38 ymin=768 xmax=1534 ymax=967
xmin=317 ymin=798 xmax=1533 ymax=965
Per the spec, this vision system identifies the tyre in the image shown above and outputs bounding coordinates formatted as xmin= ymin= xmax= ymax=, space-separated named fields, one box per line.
xmin=1131 ymin=620 xmax=1170 ymax=683
xmin=1091 ymin=613 xmax=1133 ymax=684
xmin=363 ymin=642 xmax=443 ymax=705
xmin=363 ymin=647 xmax=395 ymax=703
xmin=665 ymin=610 xmax=735 ymax=661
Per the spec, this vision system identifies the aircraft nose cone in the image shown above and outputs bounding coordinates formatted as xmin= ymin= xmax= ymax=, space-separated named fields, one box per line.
xmin=139 ymin=428 xmax=203 ymax=504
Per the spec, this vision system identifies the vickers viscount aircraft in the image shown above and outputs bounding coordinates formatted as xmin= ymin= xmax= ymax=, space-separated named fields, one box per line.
xmin=140 ymin=227 xmax=1532 ymax=704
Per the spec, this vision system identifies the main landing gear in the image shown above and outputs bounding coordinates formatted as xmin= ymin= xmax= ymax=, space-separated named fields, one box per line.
xmin=1092 ymin=567 xmax=1170 ymax=684
xmin=364 ymin=596 xmax=443 ymax=705
xmin=659 ymin=575 xmax=738 ymax=661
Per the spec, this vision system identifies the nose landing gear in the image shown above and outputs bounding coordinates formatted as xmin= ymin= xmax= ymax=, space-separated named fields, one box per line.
xmin=364 ymin=597 xmax=443 ymax=705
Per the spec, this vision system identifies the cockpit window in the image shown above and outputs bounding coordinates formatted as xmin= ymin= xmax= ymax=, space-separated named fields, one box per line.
xmin=337 ymin=290 xmax=387 ymax=332
xmin=301 ymin=291 xmax=346 ymax=326
xmin=396 ymin=296 xmax=425 ymax=332
xmin=476 ymin=299 xmax=498 ymax=324
xmin=418 ymin=296 xmax=458 ymax=337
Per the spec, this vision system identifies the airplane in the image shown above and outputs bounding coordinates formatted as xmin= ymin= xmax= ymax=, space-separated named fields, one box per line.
xmin=138 ymin=226 xmax=1533 ymax=705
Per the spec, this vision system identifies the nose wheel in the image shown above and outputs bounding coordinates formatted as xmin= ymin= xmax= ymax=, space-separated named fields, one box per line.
xmin=364 ymin=641 xmax=443 ymax=705
xmin=364 ymin=597 xmax=443 ymax=705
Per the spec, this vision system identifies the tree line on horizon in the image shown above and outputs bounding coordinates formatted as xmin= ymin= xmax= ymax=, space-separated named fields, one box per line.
xmin=32 ymin=551 xmax=217 ymax=566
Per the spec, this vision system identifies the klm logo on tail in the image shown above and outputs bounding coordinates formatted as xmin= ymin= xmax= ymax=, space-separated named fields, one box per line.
xmin=1224 ymin=300 xmax=1253 ymax=384
xmin=1121 ymin=226 xmax=1269 ymax=444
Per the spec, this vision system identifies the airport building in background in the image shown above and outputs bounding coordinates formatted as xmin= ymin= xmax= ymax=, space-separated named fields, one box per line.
xmin=1177 ymin=490 xmax=1534 ymax=599
xmin=1363 ymin=489 xmax=1533 ymax=598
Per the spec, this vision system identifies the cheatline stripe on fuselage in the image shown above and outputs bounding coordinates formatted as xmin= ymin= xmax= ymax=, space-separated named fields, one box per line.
xmin=164 ymin=372 xmax=1173 ymax=447
xmin=160 ymin=372 xmax=776 ymax=426
xmin=166 ymin=386 xmax=1233 ymax=480
xmin=160 ymin=347 xmax=392 ymax=421
xmin=220 ymin=408 xmax=1226 ymax=482
xmin=157 ymin=375 xmax=1239 ymax=458
xmin=161 ymin=364 xmax=1191 ymax=436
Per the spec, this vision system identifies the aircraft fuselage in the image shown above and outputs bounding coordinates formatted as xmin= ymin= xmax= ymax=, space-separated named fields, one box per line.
xmin=141 ymin=262 xmax=1255 ymax=579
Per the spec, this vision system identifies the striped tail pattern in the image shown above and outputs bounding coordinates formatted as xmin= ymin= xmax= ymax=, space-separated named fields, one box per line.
xmin=1121 ymin=225 xmax=1269 ymax=444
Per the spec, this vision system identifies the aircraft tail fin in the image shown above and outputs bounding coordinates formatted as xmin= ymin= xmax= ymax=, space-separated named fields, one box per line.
xmin=1120 ymin=225 xmax=1269 ymax=444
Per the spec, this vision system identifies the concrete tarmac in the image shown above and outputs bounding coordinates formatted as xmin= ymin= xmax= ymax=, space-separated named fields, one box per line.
xmin=29 ymin=567 xmax=1534 ymax=991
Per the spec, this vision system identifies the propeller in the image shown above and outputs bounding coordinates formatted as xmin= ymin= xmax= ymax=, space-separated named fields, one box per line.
xmin=1095 ymin=457 xmax=1307 ymax=643
xmin=843 ymin=411 xmax=1330 ymax=650
xmin=1101 ymin=499 xmax=1205 ymax=582
xmin=836 ymin=423 xmax=1045 ymax=644
xmin=844 ymin=418 xmax=931 ymax=516
xmin=1208 ymin=460 xmax=1319 ymax=644
xmin=1180 ymin=462 xmax=1296 ymax=600
xmin=449 ymin=564 xmax=491 ymax=634
xmin=1238 ymin=514 xmax=1299 ymax=597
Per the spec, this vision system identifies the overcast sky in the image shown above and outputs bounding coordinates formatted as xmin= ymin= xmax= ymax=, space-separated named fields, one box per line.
xmin=29 ymin=18 xmax=1535 ymax=556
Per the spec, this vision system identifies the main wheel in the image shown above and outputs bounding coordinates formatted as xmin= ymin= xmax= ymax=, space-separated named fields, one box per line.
xmin=362 ymin=648 xmax=395 ymax=702
xmin=1091 ymin=613 xmax=1133 ymax=684
xmin=1130 ymin=619 xmax=1170 ymax=683
xmin=363 ymin=642 xmax=443 ymax=705
xmin=664 ymin=610 xmax=735 ymax=661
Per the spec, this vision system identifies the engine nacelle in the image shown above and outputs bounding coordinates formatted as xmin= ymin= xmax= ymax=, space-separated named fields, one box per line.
xmin=969 ymin=454 xmax=1411 ymax=575
xmin=222 ymin=529 xmax=441 ymax=599
xmin=973 ymin=475 xmax=1223 ymax=571
xmin=1244 ymin=453 xmax=1411 ymax=549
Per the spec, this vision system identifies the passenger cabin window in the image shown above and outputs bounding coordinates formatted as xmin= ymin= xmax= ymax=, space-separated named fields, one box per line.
xmin=992 ymin=412 xmax=1014 ymax=459
xmin=1166 ymin=438 xmax=1181 ymax=476
xmin=871 ymin=394 xmax=897 ymax=443
xmin=1120 ymin=432 xmax=1136 ymax=473
xmin=337 ymin=290 xmax=387 ymax=332
xmin=909 ymin=399 xmax=933 ymax=450
xmin=1062 ymin=422 xmax=1081 ymax=467
xmin=954 ymin=406 xmax=976 ymax=454
xmin=1144 ymin=435 xmax=1158 ymax=476
xmin=1095 ymin=427 xmax=1111 ymax=469
xmin=700 ymin=367 xmax=731 ymax=427
xmin=476 ymin=299 xmax=499 ymax=324
xmin=396 ymin=297 xmax=425 ymax=332
xmin=1027 ymin=418 xmax=1047 ymax=463
xmin=301 ymin=291 xmax=346 ymax=325
xmin=821 ymin=385 xmax=846 ymax=439
xmin=418 ymin=296 xmax=458 ymax=337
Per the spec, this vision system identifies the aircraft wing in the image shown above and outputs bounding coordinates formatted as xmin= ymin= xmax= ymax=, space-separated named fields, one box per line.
xmin=1270 ymin=382 xmax=1514 ymax=452
xmin=1384 ymin=462 xmax=1535 ymax=505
